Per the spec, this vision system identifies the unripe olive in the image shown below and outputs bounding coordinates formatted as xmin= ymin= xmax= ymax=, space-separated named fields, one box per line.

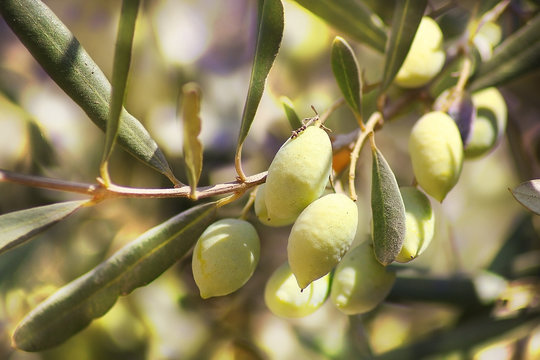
xmin=472 ymin=21 xmax=502 ymax=61
xmin=264 ymin=262 xmax=330 ymax=318
xmin=465 ymin=87 xmax=507 ymax=159
xmin=254 ymin=184 xmax=293 ymax=227
xmin=395 ymin=187 xmax=435 ymax=263
xmin=288 ymin=193 xmax=358 ymax=289
xmin=265 ymin=125 xmax=332 ymax=225
xmin=192 ymin=219 xmax=260 ymax=299
xmin=408 ymin=111 xmax=464 ymax=202
xmin=330 ymin=241 xmax=396 ymax=315
xmin=395 ymin=17 xmax=445 ymax=88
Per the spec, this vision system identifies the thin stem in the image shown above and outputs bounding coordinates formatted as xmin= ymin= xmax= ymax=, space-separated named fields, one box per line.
xmin=348 ymin=112 xmax=382 ymax=201
xmin=234 ymin=143 xmax=247 ymax=182
xmin=0 ymin=168 xmax=266 ymax=201
xmin=319 ymin=98 xmax=345 ymax=125
xmin=0 ymin=169 xmax=97 ymax=195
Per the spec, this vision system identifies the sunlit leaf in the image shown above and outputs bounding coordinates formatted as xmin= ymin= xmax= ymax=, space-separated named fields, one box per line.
xmin=371 ymin=146 xmax=405 ymax=265
xmin=181 ymin=83 xmax=203 ymax=199
xmin=280 ymin=96 xmax=302 ymax=130
xmin=379 ymin=0 xmax=428 ymax=92
xmin=511 ymin=180 xmax=540 ymax=215
xmin=293 ymin=0 xmax=387 ymax=52
xmin=0 ymin=201 xmax=88 ymax=255
xmin=0 ymin=0 xmax=179 ymax=185
xmin=101 ymin=0 xmax=140 ymax=176
xmin=331 ymin=37 xmax=362 ymax=118
xmin=12 ymin=202 xmax=217 ymax=352
xmin=236 ymin=0 xmax=284 ymax=153
xmin=469 ymin=14 xmax=540 ymax=91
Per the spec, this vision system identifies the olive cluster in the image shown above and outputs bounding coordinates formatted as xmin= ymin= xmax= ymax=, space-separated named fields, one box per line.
xmin=401 ymin=18 xmax=507 ymax=203
xmin=191 ymin=17 xmax=508 ymax=318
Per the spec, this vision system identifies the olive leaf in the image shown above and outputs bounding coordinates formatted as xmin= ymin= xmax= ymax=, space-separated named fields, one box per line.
xmin=27 ymin=119 xmax=58 ymax=168
xmin=0 ymin=200 xmax=89 ymax=255
xmin=12 ymin=202 xmax=217 ymax=352
xmin=331 ymin=37 xmax=362 ymax=118
xmin=371 ymin=146 xmax=406 ymax=266
xmin=236 ymin=0 xmax=284 ymax=154
xmin=101 ymin=0 xmax=140 ymax=173
xmin=293 ymin=0 xmax=387 ymax=53
xmin=280 ymin=96 xmax=303 ymax=130
xmin=511 ymin=180 xmax=540 ymax=215
xmin=0 ymin=0 xmax=179 ymax=185
xmin=469 ymin=14 xmax=540 ymax=91
xmin=379 ymin=0 xmax=428 ymax=92
xmin=181 ymin=83 xmax=203 ymax=199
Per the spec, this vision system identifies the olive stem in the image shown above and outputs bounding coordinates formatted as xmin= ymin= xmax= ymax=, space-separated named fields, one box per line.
xmin=0 ymin=168 xmax=267 ymax=202
xmin=348 ymin=112 xmax=382 ymax=201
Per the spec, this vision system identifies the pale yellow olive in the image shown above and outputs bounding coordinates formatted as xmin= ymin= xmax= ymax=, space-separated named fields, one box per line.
xmin=288 ymin=193 xmax=358 ymax=289
xmin=331 ymin=241 xmax=396 ymax=315
xmin=264 ymin=262 xmax=330 ymax=318
xmin=408 ymin=111 xmax=464 ymax=202
xmin=265 ymin=125 xmax=332 ymax=225
xmin=472 ymin=21 xmax=502 ymax=61
xmin=395 ymin=17 xmax=445 ymax=88
xmin=192 ymin=219 xmax=260 ymax=299
xmin=395 ymin=187 xmax=435 ymax=263
xmin=254 ymin=184 xmax=293 ymax=227
xmin=465 ymin=87 xmax=507 ymax=158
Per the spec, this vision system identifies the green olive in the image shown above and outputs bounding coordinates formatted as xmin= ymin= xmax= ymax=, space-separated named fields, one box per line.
xmin=288 ymin=193 xmax=358 ymax=289
xmin=395 ymin=187 xmax=435 ymax=263
xmin=465 ymin=87 xmax=507 ymax=158
xmin=331 ymin=241 xmax=396 ymax=315
xmin=192 ymin=219 xmax=260 ymax=299
xmin=265 ymin=125 xmax=332 ymax=225
xmin=264 ymin=262 xmax=330 ymax=318
xmin=408 ymin=111 xmax=464 ymax=202
xmin=395 ymin=17 xmax=445 ymax=88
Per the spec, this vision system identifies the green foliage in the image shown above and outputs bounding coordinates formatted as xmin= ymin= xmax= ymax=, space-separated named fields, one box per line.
xmin=181 ymin=83 xmax=203 ymax=198
xmin=293 ymin=0 xmax=387 ymax=52
xmin=0 ymin=200 xmax=88 ymax=255
xmin=331 ymin=37 xmax=362 ymax=118
xmin=101 ymin=0 xmax=140 ymax=182
xmin=469 ymin=14 xmax=540 ymax=91
xmin=236 ymin=0 xmax=284 ymax=173
xmin=370 ymin=146 xmax=406 ymax=266
xmin=12 ymin=202 xmax=216 ymax=351
xmin=0 ymin=0 xmax=178 ymax=184
xmin=511 ymin=180 xmax=540 ymax=215
xmin=379 ymin=0 xmax=428 ymax=92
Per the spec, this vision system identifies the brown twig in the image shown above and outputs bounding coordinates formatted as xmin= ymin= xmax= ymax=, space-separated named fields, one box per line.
xmin=0 ymin=168 xmax=267 ymax=202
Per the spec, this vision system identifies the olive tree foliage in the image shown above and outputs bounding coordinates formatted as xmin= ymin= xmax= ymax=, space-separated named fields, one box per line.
xmin=0 ymin=0 xmax=539 ymax=358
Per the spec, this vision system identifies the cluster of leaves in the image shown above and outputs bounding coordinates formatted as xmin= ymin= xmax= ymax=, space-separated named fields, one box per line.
xmin=0 ymin=0 xmax=539 ymax=358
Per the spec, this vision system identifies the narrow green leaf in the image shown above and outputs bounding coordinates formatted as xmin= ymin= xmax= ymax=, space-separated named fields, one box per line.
xmin=0 ymin=201 xmax=88 ymax=255
xmin=511 ymin=180 xmax=540 ymax=215
xmin=0 ymin=0 xmax=179 ymax=184
xmin=469 ymin=14 xmax=540 ymax=92
xmin=379 ymin=0 xmax=428 ymax=92
xmin=371 ymin=146 xmax=406 ymax=265
xmin=12 ymin=202 xmax=217 ymax=352
xmin=293 ymin=0 xmax=387 ymax=53
xmin=102 ymin=0 xmax=140 ymax=168
xmin=181 ymin=83 xmax=203 ymax=199
xmin=280 ymin=96 xmax=303 ymax=130
xmin=236 ymin=0 xmax=284 ymax=149
xmin=331 ymin=37 xmax=362 ymax=117
xmin=27 ymin=119 xmax=58 ymax=168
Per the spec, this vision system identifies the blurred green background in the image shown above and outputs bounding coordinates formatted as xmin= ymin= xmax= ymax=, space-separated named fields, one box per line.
xmin=0 ymin=0 xmax=539 ymax=359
